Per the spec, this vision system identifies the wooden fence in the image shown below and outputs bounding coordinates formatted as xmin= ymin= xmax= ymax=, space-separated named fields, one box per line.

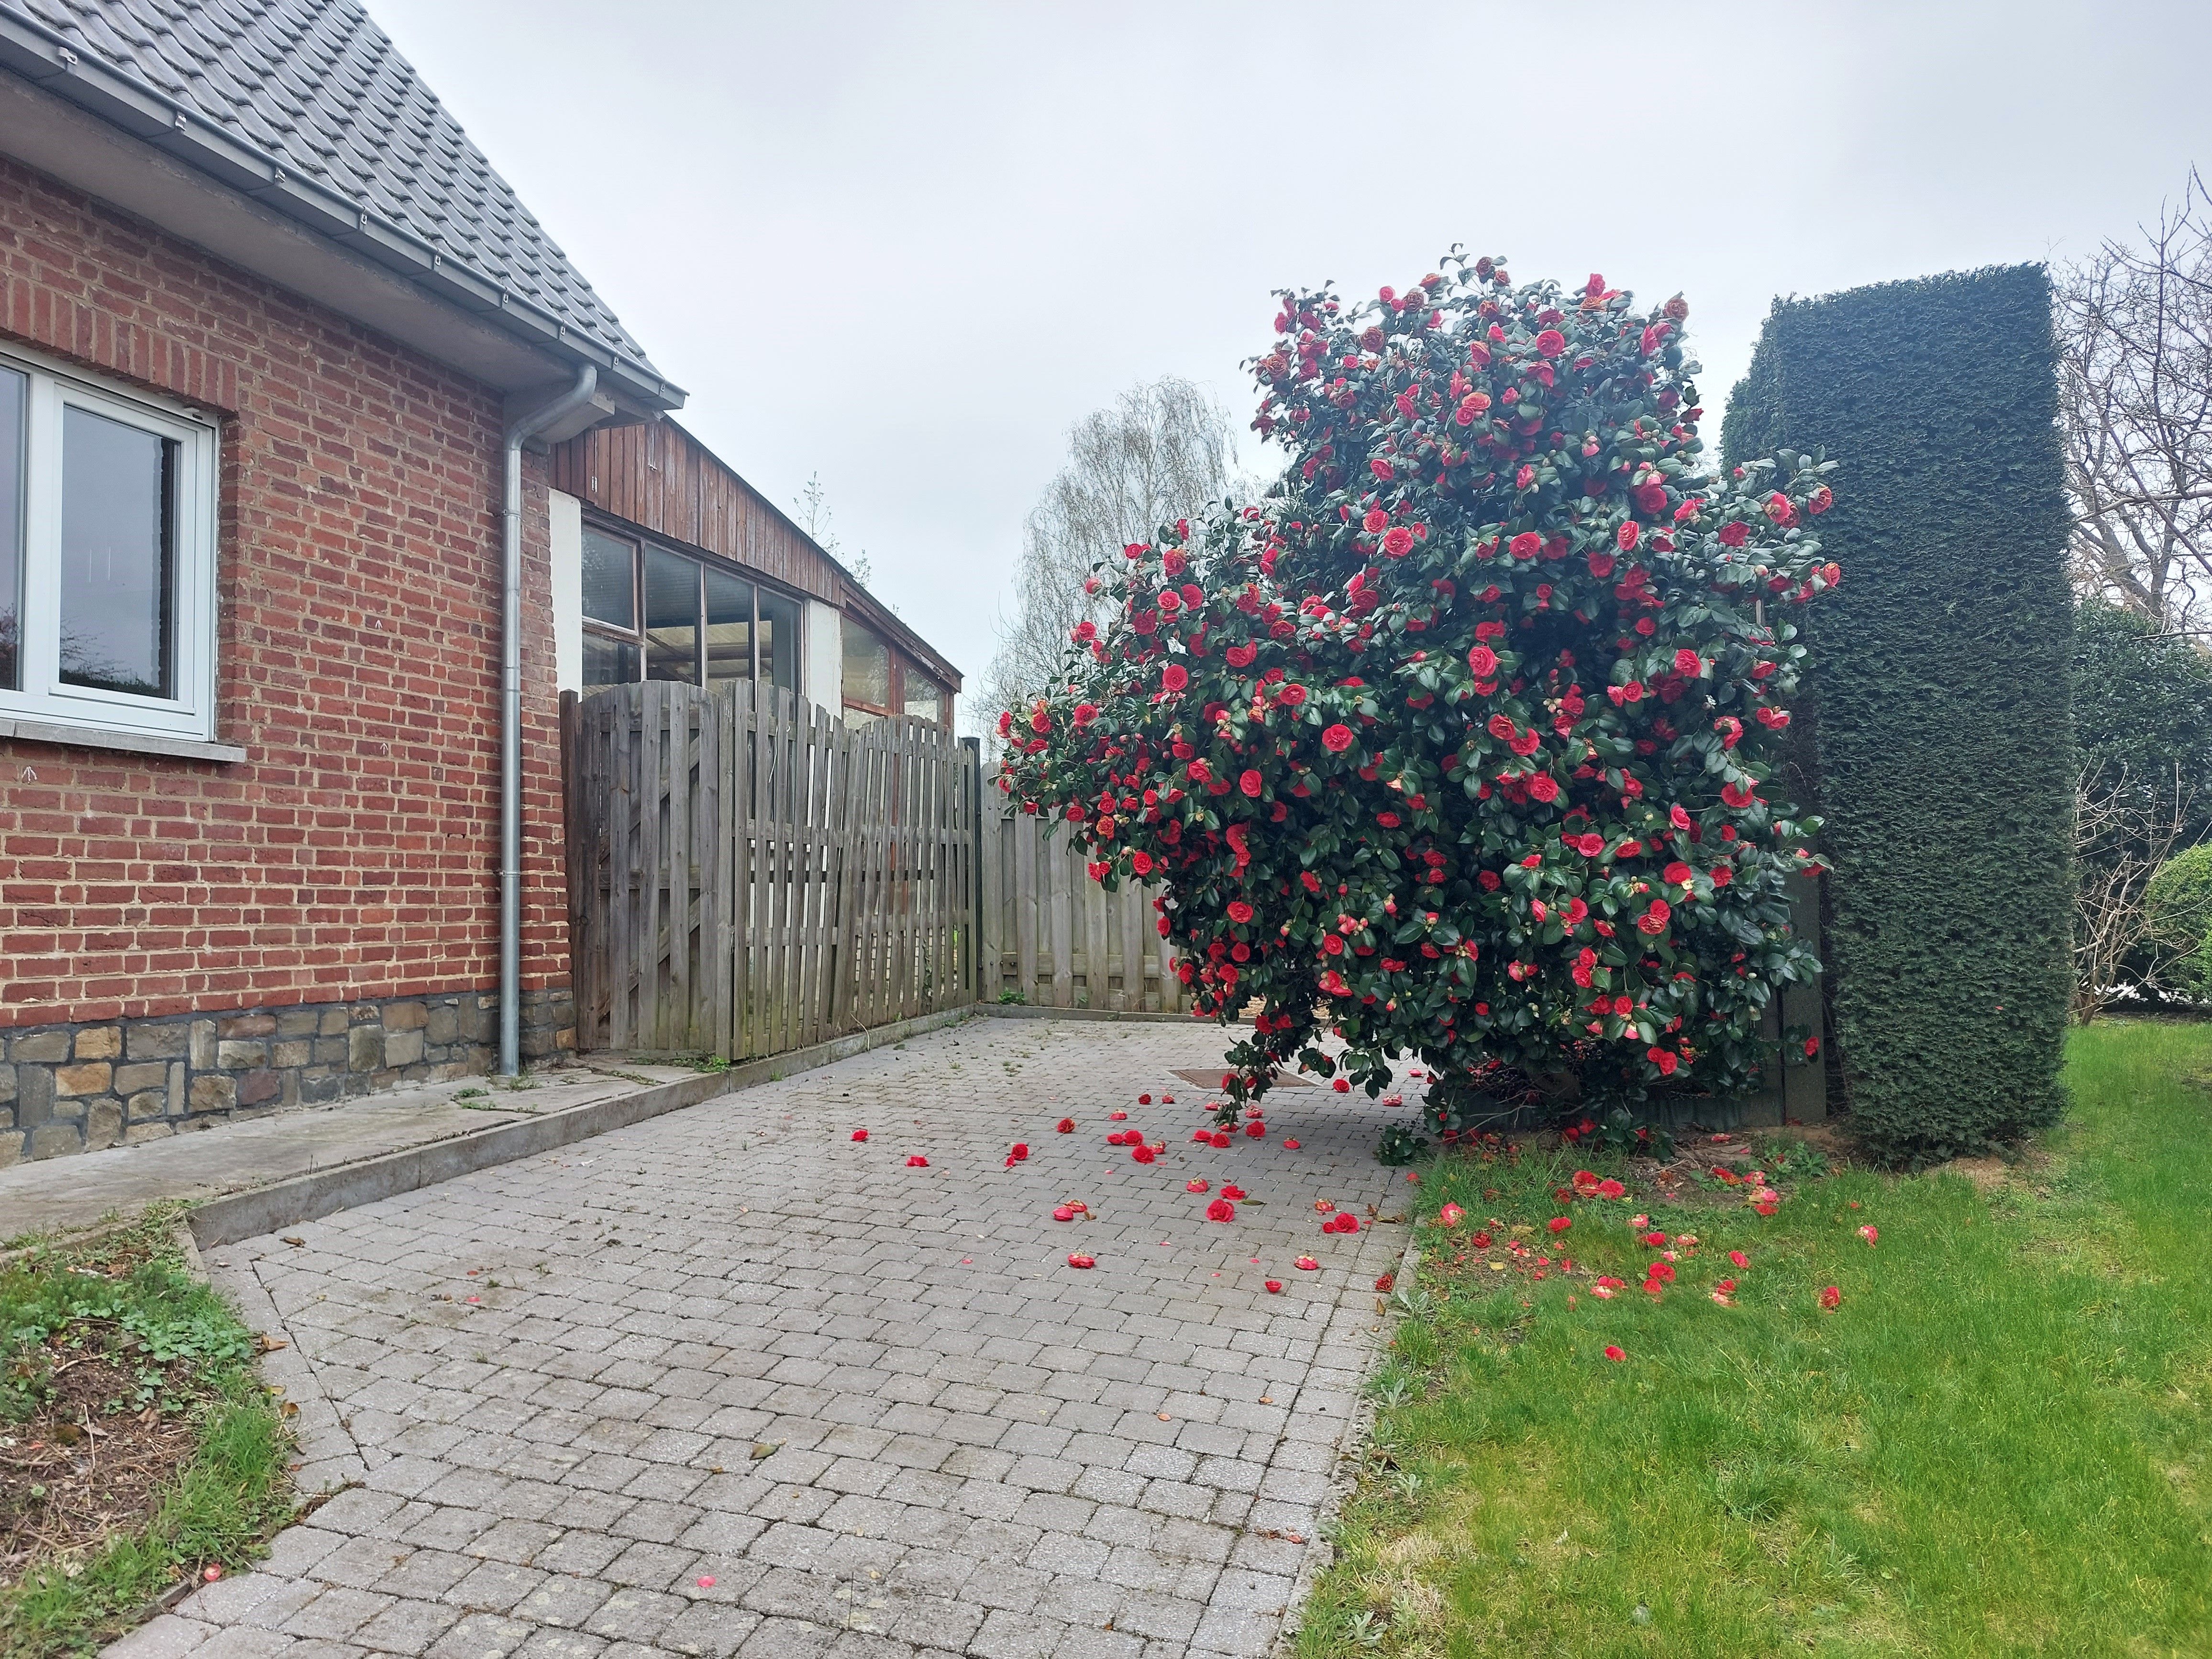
xmin=564 ymin=681 xmax=979 ymax=1059
xmin=977 ymin=777 xmax=1188 ymax=1014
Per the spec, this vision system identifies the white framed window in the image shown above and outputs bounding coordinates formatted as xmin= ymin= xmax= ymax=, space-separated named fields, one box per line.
xmin=0 ymin=343 xmax=219 ymax=744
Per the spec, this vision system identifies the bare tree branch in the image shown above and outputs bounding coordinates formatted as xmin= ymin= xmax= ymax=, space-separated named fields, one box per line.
xmin=2059 ymin=168 xmax=2212 ymax=629
xmin=977 ymin=378 xmax=1242 ymax=730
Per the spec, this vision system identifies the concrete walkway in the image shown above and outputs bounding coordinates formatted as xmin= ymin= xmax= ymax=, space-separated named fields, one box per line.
xmin=0 ymin=1062 xmax=709 ymax=1245
xmin=117 ymin=1018 xmax=1417 ymax=1659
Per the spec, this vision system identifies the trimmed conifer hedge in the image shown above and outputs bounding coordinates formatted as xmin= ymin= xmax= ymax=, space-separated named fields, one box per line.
xmin=1722 ymin=266 xmax=2074 ymax=1160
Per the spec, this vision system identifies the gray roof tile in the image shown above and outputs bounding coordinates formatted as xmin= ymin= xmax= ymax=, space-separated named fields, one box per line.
xmin=5 ymin=0 xmax=661 ymax=376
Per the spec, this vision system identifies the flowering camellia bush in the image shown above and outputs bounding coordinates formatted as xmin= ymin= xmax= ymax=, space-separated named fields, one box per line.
xmin=996 ymin=254 xmax=1839 ymax=1135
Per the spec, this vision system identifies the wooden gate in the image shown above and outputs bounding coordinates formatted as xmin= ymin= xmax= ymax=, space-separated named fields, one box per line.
xmin=564 ymin=681 xmax=979 ymax=1058
xmin=977 ymin=771 xmax=1188 ymax=1014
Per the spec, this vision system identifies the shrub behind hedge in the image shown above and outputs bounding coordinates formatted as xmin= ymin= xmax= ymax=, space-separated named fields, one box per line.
xmin=1723 ymin=266 xmax=2074 ymax=1160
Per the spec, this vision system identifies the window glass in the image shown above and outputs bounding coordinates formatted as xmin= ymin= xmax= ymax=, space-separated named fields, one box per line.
xmin=842 ymin=621 xmax=890 ymax=710
xmin=643 ymin=546 xmax=699 ymax=684
xmin=904 ymin=671 xmax=944 ymax=725
xmin=758 ymin=586 xmax=801 ymax=695
xmin=0 ymin=365 xmax=22 ymax=691
xmin=582 ymin=527 xmax=635 ymax=628
xmin=582 ymin=634 xmax=639 ymax=693
xmin=59 ymin=404 xmax=175 ymax=699
xmin=702 ymin=567 xmax=753 ymax=686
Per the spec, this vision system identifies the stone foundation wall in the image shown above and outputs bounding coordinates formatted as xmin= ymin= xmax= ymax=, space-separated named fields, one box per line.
xmin=0 ymin=987 xmax=574 ymax=1166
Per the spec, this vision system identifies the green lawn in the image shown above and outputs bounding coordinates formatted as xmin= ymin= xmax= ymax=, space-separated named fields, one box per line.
xmin=1 ymin=1212 xmax=295 ymax=1659
xmin=1297 ymin=1021 xmax=2212 ymax=1658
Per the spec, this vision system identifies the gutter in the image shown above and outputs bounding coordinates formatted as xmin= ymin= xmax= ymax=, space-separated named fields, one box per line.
xmin=500 ymin=365 xmax=600 ymax=1075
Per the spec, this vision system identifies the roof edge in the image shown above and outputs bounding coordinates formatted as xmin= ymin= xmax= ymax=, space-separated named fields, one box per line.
xmin=0 ymin=7 xmax=684 ymax=412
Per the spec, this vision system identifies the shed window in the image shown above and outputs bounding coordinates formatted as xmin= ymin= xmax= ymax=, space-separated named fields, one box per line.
xmin=904 ymin=670 xmax=944 ymax=726
xmin=578 ymin=522 xmax=802 ymax=697
xmin=842 ymin=621 xmax=891 ymax=714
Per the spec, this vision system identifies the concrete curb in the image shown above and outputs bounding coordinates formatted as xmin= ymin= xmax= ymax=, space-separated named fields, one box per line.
xmin=979 ymin=1003 xmax=1250 ymax=1027
xmin=188 ymin=1004 xmax=979 ymax=1249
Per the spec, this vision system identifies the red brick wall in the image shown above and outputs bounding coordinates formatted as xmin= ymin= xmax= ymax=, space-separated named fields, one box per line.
xmin=0 ymin=156 xmax=572 ymax=1029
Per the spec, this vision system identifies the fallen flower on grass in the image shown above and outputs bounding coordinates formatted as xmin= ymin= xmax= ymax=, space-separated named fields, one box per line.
xmin=1296 ymin=1255 xmax=1320 ymax=1271
xmin=203 ymin=1566 xmax=222 ymax=1582
xmin=850 ymin=1129 xmax=869 ymax=1142
xmin=1604 ymin=1345 xmax=1626 ymax=1362
xmin=906 ymin=1155 xmax=929 ymax=1167
xmin=1597 ymin=1178 xmax=1626 ymax=1199
xmin=1729 ymin=1249 xmax=1749 ymax=1269
xmin=1548 ymin=1217 xmax=1572 ymax=1235
xmin=1858 ymin=1224 xmax=1879 ymax=1246
xmin=1067 ymin=1253 xmax=1095 ymax=1269
xmin=1639 ymin=1231 xmax=1668 ymax=1247
xmin=1470 ymin=1230 xmax=1493 ymax=1249
xmin=1820 ymin=1285 xmax=1842 ymax=1310
xmin=1439 ymin=1202 xmax=1465 ymax=1227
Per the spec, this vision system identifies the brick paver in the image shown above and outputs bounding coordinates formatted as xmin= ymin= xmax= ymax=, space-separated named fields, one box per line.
xmin=120 ymin=1018 xmax=1416 ymax=1659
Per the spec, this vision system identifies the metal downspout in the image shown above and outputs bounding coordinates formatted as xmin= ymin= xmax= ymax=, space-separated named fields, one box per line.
xmin=499 ymin=365 xmax=598 ymax=1076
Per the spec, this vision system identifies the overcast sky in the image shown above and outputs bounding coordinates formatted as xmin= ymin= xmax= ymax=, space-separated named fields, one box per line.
xmin=370 ymin=0 xmax=2211 ymax=719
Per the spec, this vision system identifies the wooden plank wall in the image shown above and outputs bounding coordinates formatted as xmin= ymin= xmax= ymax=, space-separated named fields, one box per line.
xmin=975 ymin=769 xmax=1186 ymax=1014
xmin=566 ymin=682 xmax=980 ymax=1058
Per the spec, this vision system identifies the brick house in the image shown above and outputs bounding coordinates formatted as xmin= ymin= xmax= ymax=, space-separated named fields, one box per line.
xmin=0 ymin=0 xmax=957 ymax=1165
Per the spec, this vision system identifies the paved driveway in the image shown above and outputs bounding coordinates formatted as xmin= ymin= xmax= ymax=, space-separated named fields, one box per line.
xmin=125 ymin=1018 xmax=1414 ymax=1659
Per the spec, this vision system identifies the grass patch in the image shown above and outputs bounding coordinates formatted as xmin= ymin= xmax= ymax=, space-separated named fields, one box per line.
xmin=1299 ymin=1021 xmax=2212 ymax=1657
xmin=1 ymin=1209 xmax=295 ymax=1658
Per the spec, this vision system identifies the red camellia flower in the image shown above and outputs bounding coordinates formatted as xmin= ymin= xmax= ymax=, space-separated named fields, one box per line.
xmin=1468 ymin=643 xmax=1499 ymax=679
xmin=1322 ymin=723 xmax=1355 ymax=753
xmin=1265 ymin=1279 xmax=1283 ymax=1293
xmin=1439 ymin=1202 xmax=1465 ymax=1226
xmin=1067 ymin=1252 xmax=1095 ymax=1269
xmin=1819 ymin=1284 xmax=1842 ymax=1310
xmin=1228 ymin=900 xmax=1255 ymax=924
xmin=851 ymin=1129 xmax=868 ymax=1142
xmin=1603 ymin=1345 xmax=1626 ymax=1362
xmin=1206 ymin=1198 xmax=1237 ymax=1222
xmin=1673 ymin=648 xmax=1703 ymax=677
xmin=1728 ymin=1249 xmax=1749 ymax=1268
xmin=1382 ymin=525 xmax=1415 ymax=558
xmin=1508 ymin=531 xmax=1542 ymax=559
xmin=1596 ymin=1179 xmax=1626 ymax=1199
xmin=1547 ymin=1216 xmax=1571 ymax=1235
xmin=906 ymin=1155 xmax=929 ymax=1167
xmin=1535 ymin=328 xmax=1567 ymax=358
xmin=1056 ymin=1117 xmax=1075 ymax=1133
xmin=1296 ymin=1255 xmax=1320 ymax=1271
xmin=1161 ymin=663 xmax=1188 ymax=693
